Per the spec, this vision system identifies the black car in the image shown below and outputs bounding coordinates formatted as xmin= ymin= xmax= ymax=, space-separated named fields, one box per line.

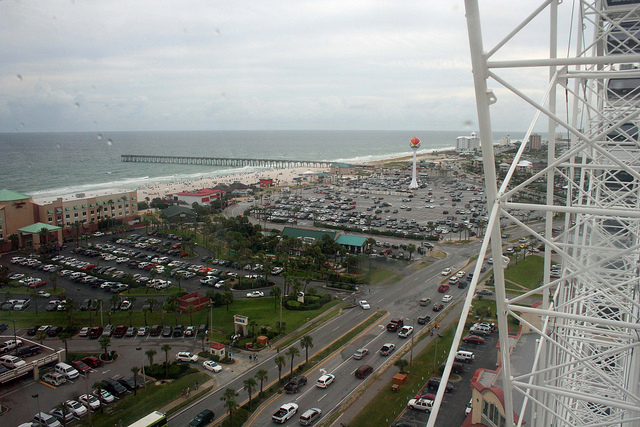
xmin=197 ymin=324 xmax=207 ymax=335
xmin=417 ymin=315 xmax=431 ymax=325
xmin=173 ymin=325 xmax=184 ymax=337
xmin=104 ymin=377 xmax=128 ymax=397
xmin=427 ymin=376 xmax=454 ymax=392
xmin=189 ymin=409 xmax=214 ymax=427
xmin=0 ymin=324 xmax=8 ymax=334
xmin=161 ymin=326 xmax=173 ymax=337
xmin=47 ymin=326 xmax=63 ymax=337
xmin=116 ymin=376 xmax=137 ymax=391
xmin=27 ymin=325 xmax=40 ymax=336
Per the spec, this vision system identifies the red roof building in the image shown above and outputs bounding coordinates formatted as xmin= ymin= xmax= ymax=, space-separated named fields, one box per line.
xmin=173 ymin=188 xmax=225 ymax=205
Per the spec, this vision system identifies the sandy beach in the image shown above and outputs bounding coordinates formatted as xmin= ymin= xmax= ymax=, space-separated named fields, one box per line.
xmin=136 ymin=150 xmax=450 ymax=201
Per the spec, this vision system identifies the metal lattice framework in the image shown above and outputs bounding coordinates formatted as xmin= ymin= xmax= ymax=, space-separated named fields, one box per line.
xmin=428 ymin=1 xmax=640 ymax=426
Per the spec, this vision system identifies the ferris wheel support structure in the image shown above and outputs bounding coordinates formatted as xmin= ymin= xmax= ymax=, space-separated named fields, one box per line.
xmin=428 ymin=1 xmax=640 ymax=426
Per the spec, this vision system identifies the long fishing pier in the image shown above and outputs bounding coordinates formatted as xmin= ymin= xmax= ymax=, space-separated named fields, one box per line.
xmin=121 ymin=154 xmax=334 ymax=168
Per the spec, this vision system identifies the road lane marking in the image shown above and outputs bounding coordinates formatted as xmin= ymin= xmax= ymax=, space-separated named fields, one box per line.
xmin=317 ymin=393 xmax=327 ymax=402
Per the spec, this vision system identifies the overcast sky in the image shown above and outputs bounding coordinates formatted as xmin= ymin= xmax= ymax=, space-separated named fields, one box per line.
xmin=0 ymin=1 xmax=571 ymax=133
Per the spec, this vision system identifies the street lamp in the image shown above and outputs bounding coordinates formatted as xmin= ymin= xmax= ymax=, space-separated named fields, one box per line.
xmin=32 ymin=394 xmax=42 ymax=427
xmin=136 ymin=347 xmax=147 ymax=389
xmin=406 ymin=317 xmax=414 ymax=366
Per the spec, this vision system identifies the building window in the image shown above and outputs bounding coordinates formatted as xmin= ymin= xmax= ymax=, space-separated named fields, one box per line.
xmin=74 ymin=213 xmax=78 ymax=218
xmin=65 ymin=214 xmax=70 ymax=219
xmin=48 ymin=217 xmax=53 ymax=222
xmin=90 ymin=210 xmax=94 ymax=215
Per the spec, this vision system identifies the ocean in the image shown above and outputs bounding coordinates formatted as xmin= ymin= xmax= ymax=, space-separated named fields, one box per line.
xmin=0 ymin=130 xmax=522 ymax=198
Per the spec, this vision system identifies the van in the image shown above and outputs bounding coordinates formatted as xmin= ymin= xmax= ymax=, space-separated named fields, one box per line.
xmin=150 ymin=324 xmax=162 ymax=336
xmin=354 ymin=365 xmax=373 ymax=379
xmin=42 ymin=372 xmax=67 ymax=386
xmin=55 ymin=362 xmax=79 ymax=380
xmin=455 ymin=350 xmax=475 ymax=363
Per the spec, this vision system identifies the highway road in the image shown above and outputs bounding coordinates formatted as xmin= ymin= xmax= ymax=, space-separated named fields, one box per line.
xmin=169 ymin=238 xmax=482 ymax=426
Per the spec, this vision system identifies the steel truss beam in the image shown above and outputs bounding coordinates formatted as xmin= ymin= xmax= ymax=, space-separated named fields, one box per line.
xmin=428 ymin=1 xmax=640 ymax=426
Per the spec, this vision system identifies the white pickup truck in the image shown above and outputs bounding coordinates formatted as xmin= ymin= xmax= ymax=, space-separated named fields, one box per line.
xmin=272 ymin=403 xmax=298 ymax=423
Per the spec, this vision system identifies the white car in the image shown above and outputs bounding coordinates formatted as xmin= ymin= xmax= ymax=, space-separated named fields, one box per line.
xmin=441 ymin=268 xmax=452 ymax=276
xmin=408 ymin=397 xmax=434 ymax=412
xmin=398 ymin=325 xmax=414 ymax=338
xmin=316 ymin=374 xmax=335 ymax=388
xmin=94 ymin=388 xmax=115 ymax=404
xmin=359 ymin=300 xmax=371 ymax=309
xmin=456 ymin=270 xmax=466 ymax=278
xmin=78 ymin=327 xmax=90 ymax=337
xmin=120 ymin=300 xmax=132 ymax=310
xmin=246 ymin=290 xmax=264 ymax=298
xmin=79 ymin=393 xmax=100 ymax=410
xmin=203 ymin=360 xmax=222 ymax=372
xmin=65 ymin=399 xmax=88 ymax=417
xmin=176 ymin=352 xmax=199 ymax=363
xmin=37 ymin=290 xmax=51 ymax=298
xmin=442 ymin=294 xmax=453 ymax=303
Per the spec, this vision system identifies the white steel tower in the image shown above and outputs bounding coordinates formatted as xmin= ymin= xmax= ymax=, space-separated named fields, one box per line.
xmin=430 ymin=1 xmax=640 ymax=426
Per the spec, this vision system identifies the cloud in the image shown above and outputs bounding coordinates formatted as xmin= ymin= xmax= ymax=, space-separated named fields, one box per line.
xmin=0 ymin=0 xmax=573 ymax=132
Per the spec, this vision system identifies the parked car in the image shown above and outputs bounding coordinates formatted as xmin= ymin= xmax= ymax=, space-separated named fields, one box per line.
xmin=284 ymin=376 xmax=307 ymax=393
xmin=246 ymin=290 xmax=264 ymax=298
xmin=41 ymin=372 xmax=66 ymax=386
xmin=82 ymin=356 xmax=102 ymax=368
xmin=70 ymin=360 xmax=91 ymax=374
xmin=407 ymin=398 xmax=434 ymax=412
xmin=161 ymin=326 xmax=173 ymax=337
xmin=33 ymin=412 xmax=62 ymax=427
xmin=137 ymin=326 xmax=149 ymax=336
xmin=462 ymin=335 xmax=485 ymax=345
xmin=176 ymin=352 xmax=199 ymax=363
xmin=78 ymin=393 xmax=101 ymax=411
xmin=65 ymin=399 xmax=88 ymax=418
xmin=427 ymin=376 xmax=454 ymax=392
xmin=88 ymin=327 xmax=103 ymax=339
xmin=0 ymin=354 xmax=26 ymax=369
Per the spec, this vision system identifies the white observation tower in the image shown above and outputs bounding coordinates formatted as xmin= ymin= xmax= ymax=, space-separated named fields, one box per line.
xmin=409 ymin=137 xmax=421 ymax=189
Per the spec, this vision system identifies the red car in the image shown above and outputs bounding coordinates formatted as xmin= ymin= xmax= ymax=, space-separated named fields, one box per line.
xmin=70 ymin=360 xmax=91 ymax=374
xmin=381 ymin=249 xmax=392 ymax=255
xmin=462 ymin=335 xmax=485 ymax=345
xmin=438 ymin=284 xmax=450 ymax=292
xmin=82 ymin=356 xmax=102 ymax=368
xmin=87 ymin=327 xmax=103 ymax=339
xmin=112 ymin=325 xmax=127 ymax=338
xmin=432 ymin=303 xmax=444 ymax=311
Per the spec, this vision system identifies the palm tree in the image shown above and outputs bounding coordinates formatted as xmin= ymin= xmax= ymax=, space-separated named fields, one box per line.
xmin=58 ymin=331 xmax=71 ymax=362
xmin=285 ymin=346 xmax=300 ymax=379
xmin=92 ymin=381 xmax=108 ymax=413
xmin=243 ymin=377 xmax=257 ymax=409
xmin=220 ymin=388 xmax=238 ymax=426
xmin=395 ymin=359 xmax=409 ymax=374
xmin=161 ymin=344 xmax=172 ymax=378
xmin=145 ymin=297 xmax=157 ymax=312
xmin=50 ymin=270 xmax=59 ymax=292
xmin=186 ymin=304 xmax=195 ymax=326
xmin=55 ymin=401 xmax=70 ymax=427
xmin=142 ymin=307 xmax=150 ymax=326
xmin=131 ymin=366 xmax=139 ymax=396
xmin=198 ymin=331 xmax=207 ymax=352
xmin=145 ymin=349 xmax=157 ymax=366
xmin=222 ymin=290 xmax=234 ymax=311
xmin=255 ymin=369 xmax=268 ymax=398
xmin=175 ymin=272 xmax=185 ymax=293
xmin=275 ymin=355 xmax=286 ymax=383
xmin=407 ymin=243 xmax=416 ymax=260
xmin=99 ymin=335 xmax=111 ymax=360
xmin=127 ymin=296 xmax=137 ymax=326
xmin=270 ymin=285 xmax=282 ymax=309
xmin=300 ymin=335 xmax=314 ymax=365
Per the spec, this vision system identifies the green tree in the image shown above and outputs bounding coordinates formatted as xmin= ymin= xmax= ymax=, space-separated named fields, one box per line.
xmin=58 ymin=331 xmax=72 ymax=362
xmin=221 ymin=388 xmax=238 ymax=426
xmin=49 ymin=270 xmax=59 ymax=292
xmin=275 ymin=355 xmax=286 ymax=383
xmin=285 ymin=346 xmax=300 ymax=379
xmin=99 ymin=335 xmax=111 ymax=360
xmin=407 ymin=243 xmax=416 ymax=260
xmin=92 ymin=381 xmax=108 ymax=413
xmin=395 ymin=358 xmax=409 ymax=374
xmin=300 ymin=335 xmax=314 ymax=365
xmin=131 ymin=366 xmax=139 ymax=396
xmin=243 ymin=377 xmax=257 ymax=410
xmin=222 ymin=290 xmax=234 ymax=311
xmin=55 ymin=401 xmax=71 ymax=427
xmin=255 ymin=369 xmax=268 ymax=398
xmin=145 ymin=349 xmax=157 ymax=366
xmin=161 ymin=344 xmax=172 ymax=378
xmin=270 ymin=285 xmax=282 ymax=309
